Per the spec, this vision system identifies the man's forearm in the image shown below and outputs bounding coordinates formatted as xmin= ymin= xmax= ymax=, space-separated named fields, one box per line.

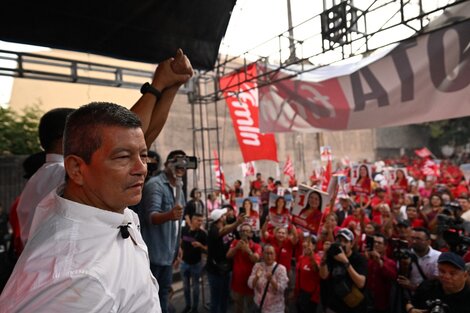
xmin=226 ymin=247 xmax=237 ymax=259
xmin=219 ymin=221 xmax=240 ymax=237
xmin=319 ymin=261 xmax=329 ymax=279
xmin=144 ymin=85 xmax=180 ymax=147
xmin=150 ymin=211 xmax=175 ymax=225
xmin=346 ymin=264 xmax=366 ymax=288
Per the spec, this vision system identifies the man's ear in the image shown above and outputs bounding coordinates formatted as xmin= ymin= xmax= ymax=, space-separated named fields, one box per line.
xmin=64 ymin=155 xmax=86 ymax=186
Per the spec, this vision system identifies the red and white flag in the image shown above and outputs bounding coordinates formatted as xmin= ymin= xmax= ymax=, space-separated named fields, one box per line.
xmin=283 ymin=156 xmax=295 ymax=178
xmin=415 ymin=147 xmax=432 ymax=158
xmin=213 ymin=150 xmax=226 ymax=193
xmin=219 ymin=63 xmax=278 ymax=163
xmin=422 ymin=159 xmax=440 ymax=177
xmin=242 ymin=161 xmax=256 ymax=177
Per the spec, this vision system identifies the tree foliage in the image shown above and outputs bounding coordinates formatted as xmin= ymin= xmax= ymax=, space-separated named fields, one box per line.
xmin=0 ymin=104 xmax=43 ymax=155
xmin=425 ymin=116 xmax=470 ymax=148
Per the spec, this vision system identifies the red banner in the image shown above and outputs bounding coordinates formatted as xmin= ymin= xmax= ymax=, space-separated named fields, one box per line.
xmin=219 ymin=63 xmax=278 ymax=163
xmin=415 ymin=147 xmax=432 ymax=158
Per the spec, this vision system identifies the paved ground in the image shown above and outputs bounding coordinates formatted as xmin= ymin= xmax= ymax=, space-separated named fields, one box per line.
xmin=169 ymin=274 xmax=225 ymax=313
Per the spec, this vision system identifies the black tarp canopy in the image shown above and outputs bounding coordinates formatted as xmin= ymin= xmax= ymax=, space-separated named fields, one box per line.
xmin=0 ymin=0 xmax=237 ymax=70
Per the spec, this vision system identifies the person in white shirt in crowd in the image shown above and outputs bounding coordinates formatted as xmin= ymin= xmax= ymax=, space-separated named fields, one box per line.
xmin=16 ymin=108 xmax=74 ymax=245
xmin=248 ymin=244 xmax=289 ymax=313
xmin=0 ymin=102 xmax=163 ymax=312
xmin=16 ymin=48 xmax=193 ymax=246
xmin=458 ymin=195 xmax=470 ymax=221
xmin=397 ymin=227 xmax=441 ymax=292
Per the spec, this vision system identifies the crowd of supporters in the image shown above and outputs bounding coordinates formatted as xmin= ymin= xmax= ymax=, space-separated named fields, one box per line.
xmin=188 ymin=155 xmax=470 ymax=312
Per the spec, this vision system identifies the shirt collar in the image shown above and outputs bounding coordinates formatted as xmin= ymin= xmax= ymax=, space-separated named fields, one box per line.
xmin=46 ymin=153 xmax=64 ymax=163
xmin=55 ymin=188 xmax=132 ymax=228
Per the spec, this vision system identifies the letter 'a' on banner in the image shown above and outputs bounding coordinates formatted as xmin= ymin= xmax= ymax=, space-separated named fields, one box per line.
xmin=219 ymin=63 xmax=278 ymax=163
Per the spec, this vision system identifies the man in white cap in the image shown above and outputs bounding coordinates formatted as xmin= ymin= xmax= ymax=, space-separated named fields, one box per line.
xmin=335 ymin=195 xmax=353 ymax=226
xmin=319 ymin=228 xmax=368 ymax=313
xmin=206 ymin=208 xmax=245 ymax=313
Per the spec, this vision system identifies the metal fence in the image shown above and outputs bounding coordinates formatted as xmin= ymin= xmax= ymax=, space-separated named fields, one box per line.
xmin=0 ymin=155 xmax=27 ymax=213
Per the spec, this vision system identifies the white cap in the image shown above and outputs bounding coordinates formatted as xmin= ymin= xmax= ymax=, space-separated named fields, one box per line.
xmin=292 ymin=186 xmax=299 ymax=192
xmin=210 ymin=208 xmax=227 ymax=221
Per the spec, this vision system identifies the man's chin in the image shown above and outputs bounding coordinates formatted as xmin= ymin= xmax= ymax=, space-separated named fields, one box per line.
xmin=125 ymin=195 xmax=142 ymax=208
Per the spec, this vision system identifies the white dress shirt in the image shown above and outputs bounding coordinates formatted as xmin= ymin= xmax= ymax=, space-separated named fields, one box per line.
xmin=0 ymin=188 xmax=161 ymax=313
xmin=410 ymin=246 xmax=441 ymax=287
xmin=16 ymin=153 xmax=65 ymax=244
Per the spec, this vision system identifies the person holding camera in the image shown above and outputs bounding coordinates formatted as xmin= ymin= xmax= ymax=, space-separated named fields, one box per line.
xmin=365 ymin=233 xmax=398 ymax=313
xmin=206 ymin=208 xmax=245 ymax=313
xmin=226 ymin=223 xmax=261 ymax=313
xmin=319 ymin=228 xmax=368 ymax=313
xmin=397 ymin=227 xmax=441 ymax=293
xmin=139 ymin=150 xmax=188 ymax=313
xmin=406 ymin=252 xmax=470 ymax=313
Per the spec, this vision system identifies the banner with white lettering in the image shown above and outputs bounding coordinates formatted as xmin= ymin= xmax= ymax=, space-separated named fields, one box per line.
xmin=219 ymin=63 xmax=278 ymax=162
xmin=258 ymin=13 xmax=470 ymax=132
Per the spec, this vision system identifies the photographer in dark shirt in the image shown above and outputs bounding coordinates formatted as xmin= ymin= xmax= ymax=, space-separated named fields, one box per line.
xmin=319 ymin=228 xmax=368 ymax=313
xmin=407 ymin=252 xmax=470 ymax=313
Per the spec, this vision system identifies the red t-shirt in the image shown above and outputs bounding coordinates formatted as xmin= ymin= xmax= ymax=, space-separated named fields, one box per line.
xmin=229 ymin=239 xmax=262 ymax=295
xmin=410 ymin=218 xmax=425 ymax=228
xmin=341 ymin=215 xmax=370 ymax=229
xmin=366 ymin=255 xmax=398 ymax=310
xmin=265 ymin=235 xmax=295 ymax=271
xmin=251 ymin=179 xmax=264 ymax=191
xmin=353 ymin=178 xmax=371 ymax=200
xmin=295 ymin=254 xmax=321 ymax=303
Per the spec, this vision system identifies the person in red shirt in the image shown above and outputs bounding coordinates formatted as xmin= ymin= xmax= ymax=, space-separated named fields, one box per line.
xmin=294 ymin=234 xmax=321 ymax=313
xmin=454 ymin=177 xmax=469 ymax=198
xmin=370 ymin=188 xmax=391 ymax=221
xmin=406 ymin=205 xmax=425 ymax=228
xmin=365 ymin=233 xmax=398 ymax=313
xmin=267 ymin=177 xmax=275 ymax=191
xmin=251 ymin=173 xmax=264 ymax=192
xmin=341 ymin=203 xmax=371 ymax=236
xmin=391 ymin=169 xmax=409 ymax=201
xmin=317 ymin=213 xmax=341 ymax=252
xmin=226 ymin=223 xmax=261 ymax=313
xmin=422 ymin=193 xmax=444 ymax=234
xmin=262 ymin=226 xmax=298 ymax=272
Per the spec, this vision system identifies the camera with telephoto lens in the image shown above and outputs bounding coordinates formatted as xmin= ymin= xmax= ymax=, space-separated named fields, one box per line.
xmin=389 ymin=238 xmax=413 ymax=260
xmin=326 ymin=241 xmax=343 ymax=261
xmin=425 ymin=299 xmax=448 ymax=313
xmin=169 ymin=156 xmax=198 ymax=170
xmin=437 ymin=202 xmax=470 ymax=255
